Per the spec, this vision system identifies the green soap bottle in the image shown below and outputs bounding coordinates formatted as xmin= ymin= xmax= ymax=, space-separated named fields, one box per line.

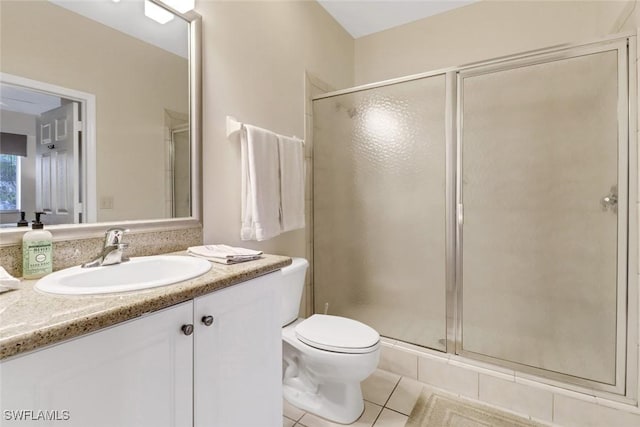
xmin=22 ymin=212 xmax=53 ymax=279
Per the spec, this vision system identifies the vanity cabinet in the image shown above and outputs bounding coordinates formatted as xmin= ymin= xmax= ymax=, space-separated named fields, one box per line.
xmin=0 ymin=301 xmax=194 ymax=427
xmin=194 ymin=271 xmax=282 ymax=427
xmin=0 ymin=272 xmax=282 ymax=427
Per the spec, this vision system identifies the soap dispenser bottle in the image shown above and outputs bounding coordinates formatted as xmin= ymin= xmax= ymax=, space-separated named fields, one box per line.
xmin=17 ymin=211 xmax=28 ymax=227
xmin=22 ymin=212 xmax=53 ymax=279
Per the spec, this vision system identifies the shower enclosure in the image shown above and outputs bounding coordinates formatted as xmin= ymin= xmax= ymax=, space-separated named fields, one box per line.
xmin=171 ymin=126 xmax=191 ymax=218
xmin=312 ymin=35 xmax=637 ymax=397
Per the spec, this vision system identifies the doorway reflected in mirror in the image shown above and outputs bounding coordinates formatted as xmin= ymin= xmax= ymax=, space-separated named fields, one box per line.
xmin=0 ymin=0 xmax=190 ymax=227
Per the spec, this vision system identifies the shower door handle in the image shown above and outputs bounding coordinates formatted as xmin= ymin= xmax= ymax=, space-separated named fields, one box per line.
xmin=457 ymin=203 xmax=464 ymax=225
xmin=601 ymin=187 xmax=618 ymax=211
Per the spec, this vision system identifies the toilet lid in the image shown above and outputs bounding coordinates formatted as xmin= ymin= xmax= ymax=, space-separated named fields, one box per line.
xmin=295 ymin=314 xmax=380 ymax=354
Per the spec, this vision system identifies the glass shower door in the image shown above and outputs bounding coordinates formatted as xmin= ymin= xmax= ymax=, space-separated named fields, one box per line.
xmin=313 ymin=75 xmax=449 ymax=350
xmin=458 ymin=43 xmax=628 ymax=389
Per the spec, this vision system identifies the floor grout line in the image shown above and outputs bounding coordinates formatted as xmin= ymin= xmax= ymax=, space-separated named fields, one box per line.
xmin=384 ymin=407 xmax=408 ymax=416
xmin=383 ymin=375 xmax=403 ymax=407
xmin=372 ymin=374 xmax=406 ymax=426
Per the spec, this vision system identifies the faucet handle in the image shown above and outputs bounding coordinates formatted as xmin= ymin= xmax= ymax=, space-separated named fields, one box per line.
xmin=117 ymin=243 xmax=130 ymax=263
xmin=104 ymin=227 xmax=129 ymax=246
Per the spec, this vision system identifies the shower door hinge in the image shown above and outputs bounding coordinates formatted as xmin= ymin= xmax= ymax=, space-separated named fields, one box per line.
xmin=457 ymin=203 xmax=464 ymax=225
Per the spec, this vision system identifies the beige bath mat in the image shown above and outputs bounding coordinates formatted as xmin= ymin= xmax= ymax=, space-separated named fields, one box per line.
xmin=406 ymin=389 xmax=546 ymax=427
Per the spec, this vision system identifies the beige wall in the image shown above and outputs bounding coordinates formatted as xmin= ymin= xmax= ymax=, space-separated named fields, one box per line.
xmin=354 ymin=0 xmax=637 ymax=84
xmin=0 ymin=1 xmax=188 ymax=223
xmin=196 ymin=0 xmax=354 ymax=263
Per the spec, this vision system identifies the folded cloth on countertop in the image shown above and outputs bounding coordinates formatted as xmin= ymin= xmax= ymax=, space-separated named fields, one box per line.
xmin=0 ymin=266 xmax=20 ymax=291
xmin=187 ymin=244 xmax=263 ymax=265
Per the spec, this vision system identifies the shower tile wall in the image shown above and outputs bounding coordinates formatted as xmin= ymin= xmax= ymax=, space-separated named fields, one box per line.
xmin=378 ymin=339 xmax=640 ymax=425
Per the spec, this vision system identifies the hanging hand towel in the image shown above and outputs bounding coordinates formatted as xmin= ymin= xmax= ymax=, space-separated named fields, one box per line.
xmin=278 ymin=135 xmax=305 ymax=232
xmin=241 ymin=124 xmax=282 ymax=241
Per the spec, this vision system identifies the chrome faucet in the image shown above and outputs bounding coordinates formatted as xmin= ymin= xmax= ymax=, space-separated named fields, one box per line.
xmin=82 ymin=228 xmax=130 ymax=268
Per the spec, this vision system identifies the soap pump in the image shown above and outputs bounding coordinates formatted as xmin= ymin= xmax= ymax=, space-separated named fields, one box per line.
xmin=22 ymin=212 xmax=53 ymax=279
xmin=17 ymin=211 xmax=28 ymax=227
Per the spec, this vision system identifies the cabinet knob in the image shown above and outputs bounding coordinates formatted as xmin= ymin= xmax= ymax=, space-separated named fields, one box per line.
xmin=201 ymin=315 xmax=214 ymax=326
xmin=181 ymin=324 xmax=194 ymax=335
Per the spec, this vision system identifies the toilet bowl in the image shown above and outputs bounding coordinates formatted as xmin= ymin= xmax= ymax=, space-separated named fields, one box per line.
xmin=280 ymin=259 xmax=381 ymax=424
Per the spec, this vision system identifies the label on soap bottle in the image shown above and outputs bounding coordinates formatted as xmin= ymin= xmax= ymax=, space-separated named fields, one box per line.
xmin=23 ymin=240 xmax=52 ymax=278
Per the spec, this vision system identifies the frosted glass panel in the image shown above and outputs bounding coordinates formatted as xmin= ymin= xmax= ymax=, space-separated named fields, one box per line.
xmin=461 ymin=51 xmax=619 ymax=383
xmin=313 ymin=75 xmax=447 ymax=350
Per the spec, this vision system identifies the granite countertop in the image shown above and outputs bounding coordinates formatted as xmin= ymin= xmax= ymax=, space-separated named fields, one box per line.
xmin=0 ymin=253 xmax=291 ymax=360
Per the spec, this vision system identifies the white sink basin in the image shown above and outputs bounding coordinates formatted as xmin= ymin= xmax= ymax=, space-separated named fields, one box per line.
xmin=35 ymin=255 xmax=212 ymax=295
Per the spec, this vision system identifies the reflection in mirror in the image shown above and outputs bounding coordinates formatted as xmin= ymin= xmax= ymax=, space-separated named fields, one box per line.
xmin=0 ymin=0 xmax=190 ymax=228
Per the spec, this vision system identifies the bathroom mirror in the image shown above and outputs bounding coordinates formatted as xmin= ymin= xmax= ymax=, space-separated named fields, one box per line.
xmin=0 ymin=0 xmax=202 ymax=241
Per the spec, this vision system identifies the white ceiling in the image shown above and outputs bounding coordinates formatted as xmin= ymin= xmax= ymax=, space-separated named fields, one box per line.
xmin=316 ymin=0 xmax=477 ymax=39
xmin=1 ymin=85 xmax=61 ymax=116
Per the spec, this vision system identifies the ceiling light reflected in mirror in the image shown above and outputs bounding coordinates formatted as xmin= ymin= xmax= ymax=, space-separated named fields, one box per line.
xmin=159 ymin=0 xmax=195 ymax=14
xmin=144 ymin=0 xmax=174 ymax=24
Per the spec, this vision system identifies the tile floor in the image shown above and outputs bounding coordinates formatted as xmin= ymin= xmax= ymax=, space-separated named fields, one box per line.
xmin=283 ymin=369 xmax=425 ymax=427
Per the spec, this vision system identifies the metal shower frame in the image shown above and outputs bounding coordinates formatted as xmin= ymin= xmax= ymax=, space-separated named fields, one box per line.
xmin=312 ymin=32 xmax=639 ymax=402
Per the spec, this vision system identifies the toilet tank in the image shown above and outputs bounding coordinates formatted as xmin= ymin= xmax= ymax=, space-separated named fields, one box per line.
xmin=280 ymin=258 xmax=309 ymax=326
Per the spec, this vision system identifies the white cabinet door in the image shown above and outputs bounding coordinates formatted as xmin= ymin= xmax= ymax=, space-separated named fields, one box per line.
xmin=0 ymin=301 xmax=193 ymax=427
xmin=194 ymin=272 xmax=282 ymax=427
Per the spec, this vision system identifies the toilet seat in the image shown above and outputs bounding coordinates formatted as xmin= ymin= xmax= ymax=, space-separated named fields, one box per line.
xmin=295 ymin=314 xmax=380 ymax=354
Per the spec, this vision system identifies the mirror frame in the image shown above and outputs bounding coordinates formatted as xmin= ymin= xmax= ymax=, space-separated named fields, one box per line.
xmin=0 ymin=2 xmax=202 ymax=246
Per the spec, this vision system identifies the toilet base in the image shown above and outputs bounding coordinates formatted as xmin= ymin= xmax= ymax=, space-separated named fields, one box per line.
xmin=284 ymin=380 xmax=365 ymax=424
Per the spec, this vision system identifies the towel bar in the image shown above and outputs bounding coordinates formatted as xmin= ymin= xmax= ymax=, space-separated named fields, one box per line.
xmin=226 ymin=116 xmax=242 ymax=139
xmin=226 ymin=115 xmax=303 ymax=143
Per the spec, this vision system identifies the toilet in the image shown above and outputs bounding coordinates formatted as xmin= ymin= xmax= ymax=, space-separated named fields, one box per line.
xmin=280 ymin=258 xmax=380 ymax=424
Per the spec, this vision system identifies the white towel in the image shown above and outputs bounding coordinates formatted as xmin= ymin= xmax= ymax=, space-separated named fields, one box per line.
xmin=188 ymin=244 xmax=263 ymax=265
xmin=278 ymin=135 xmax=305 ymax=232
xmin=0 ymin=266 xmax=20 ymax=291
xmin=241 ymin=124 xmax=281 ymax=241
